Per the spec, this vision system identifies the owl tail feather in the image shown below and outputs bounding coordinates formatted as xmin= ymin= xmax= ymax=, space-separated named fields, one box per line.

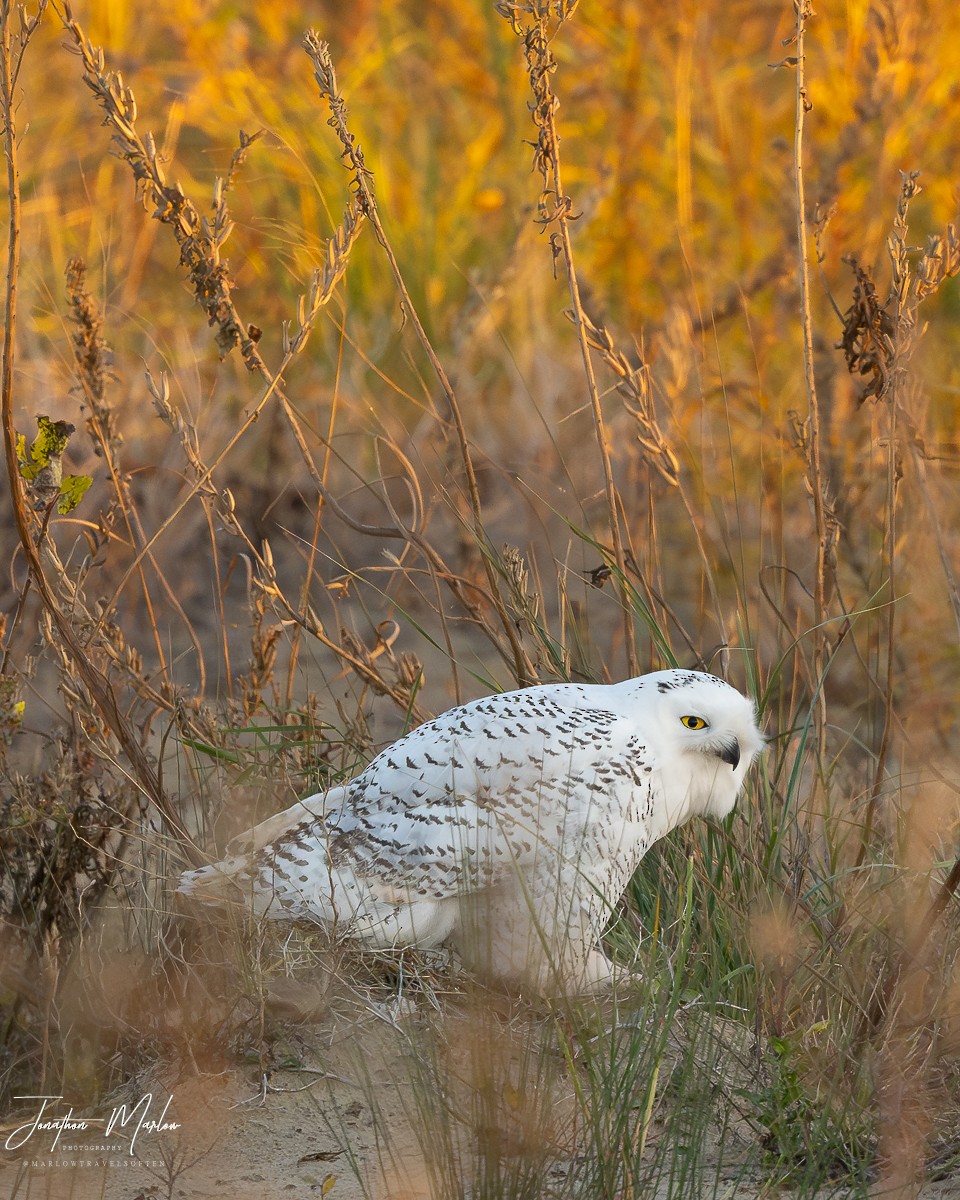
xmin=176 ymin=855 xmax=257 ymax=906
xmin=175 ymin=790 xmax=334 ymax=908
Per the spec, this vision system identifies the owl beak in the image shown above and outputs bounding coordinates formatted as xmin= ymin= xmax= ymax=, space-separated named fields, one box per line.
xmin=717 ymin=738 xmax=740 ymax=769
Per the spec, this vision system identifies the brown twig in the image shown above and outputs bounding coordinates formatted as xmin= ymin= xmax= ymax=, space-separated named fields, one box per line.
xmin=0 ymin=2 xmax=202 ymax=865
xmin=497 ymin=4 xmax=638 ymax=676
xmin=856 ymin=176 xmax=919 ymax=862
xmin=65 ymin=256 xmax=208 ymax=694
xmin=62 ymin=8 xmax=538 ymax=700
xmin=303 ymin=33 xmax=537 ymax=688
xmin=790 ymin=0 xmax=830 ymax=760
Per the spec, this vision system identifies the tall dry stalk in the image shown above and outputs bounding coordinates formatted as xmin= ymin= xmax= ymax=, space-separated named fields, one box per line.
xmin=856 ymin=174 xmax=916 ymax=861
xmin=60 ymin=12 xmax=432 ymax=716
xmin=576 ymin=312 xmax=728 ymax=657
xmin=838 ymin=175 xmax=960 ymax=947
xmin=303 ymin=33 xmax=539 ymax=688
xmin=62 ymin=6 xmax=546 ymax=699
xmin=0 ymin=1 xmax=202 ymax=862
xmin=497 ymin=0 xmax=638 ymax=676
xmin=789 ymin=0 xmax=831 ymax=761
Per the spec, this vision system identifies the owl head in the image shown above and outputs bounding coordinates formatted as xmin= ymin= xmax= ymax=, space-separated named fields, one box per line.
xmin=621 ymin=669 xmax=764 ymax=821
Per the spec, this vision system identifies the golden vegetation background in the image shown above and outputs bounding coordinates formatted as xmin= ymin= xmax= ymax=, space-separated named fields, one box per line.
xmin=11 ymin=0 xmax=960 ymax=708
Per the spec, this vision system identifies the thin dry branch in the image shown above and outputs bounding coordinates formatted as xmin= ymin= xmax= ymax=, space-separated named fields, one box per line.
xmin=61 ymin=10 xmax=380 ymax=538
xmin=64 ymin=7 xmax=258 ymax=364
xmin=856 ymin=174 xmax=918 ymax=861
xmin=62 ymin=8 xmax=539 ymax=700
xmin=497 ymin=4 xmax=638 ymax=676
xmin=0 ymin=3 xmax=201 ymax=864
xmin=65 ymin=256 xmax=209 ymax=694
xmin=790 ymin=0 xmax=831 ymax=754
xmin=304 ymin=32 xmax=538 ymax=687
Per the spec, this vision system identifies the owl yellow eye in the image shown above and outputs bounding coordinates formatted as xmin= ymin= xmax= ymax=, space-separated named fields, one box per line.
xmin=680 ymin=715 xmax=708 ymax=730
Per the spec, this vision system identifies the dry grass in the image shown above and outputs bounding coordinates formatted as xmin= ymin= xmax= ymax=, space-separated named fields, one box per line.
xmin=0 ymin=0 xmax=958 ymax=1195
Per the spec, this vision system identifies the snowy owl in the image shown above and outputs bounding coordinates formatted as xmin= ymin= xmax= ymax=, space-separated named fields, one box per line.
xmin=178 ymin=669 xmax=762 ymax=992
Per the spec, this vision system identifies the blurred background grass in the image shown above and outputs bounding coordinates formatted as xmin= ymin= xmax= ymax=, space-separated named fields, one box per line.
xmin=0 ymin=1 xmax=950 ymax=735
xmin=11 ymin=0 xmax=960 ymax=708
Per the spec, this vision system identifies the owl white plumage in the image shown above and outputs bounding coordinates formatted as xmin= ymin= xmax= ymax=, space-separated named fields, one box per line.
xmin=178 ymin=669 xmax=762 ymax=992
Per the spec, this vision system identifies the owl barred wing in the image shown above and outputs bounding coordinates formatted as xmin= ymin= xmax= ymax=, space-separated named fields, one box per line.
xmin=314 ymin=687 xmax=660 ymax=902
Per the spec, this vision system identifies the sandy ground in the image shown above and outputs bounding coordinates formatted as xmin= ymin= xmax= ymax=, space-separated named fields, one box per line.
xmin=2 ymin=958 xmax=959 ymax=1200
xmin=0 ymin=972 xmax=579 ymax=1200
xmin=1 ymin=1027 xmax=494 ymax=1199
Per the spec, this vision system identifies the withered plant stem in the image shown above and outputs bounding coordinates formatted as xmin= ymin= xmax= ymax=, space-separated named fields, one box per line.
xmin=552 ymin=173 xmax=639 ymax=679
xmin=792 ymin=0 xmax=829 ymax=761
xmin=857 ymin=185 xmax=912 ymax=864
xmin=0 ymin=2 xmax=201 ymax=864
xmin=65 ymin=257 xmax=204 ymax=693
xmin=303 ymin=32 xmax=536 ymax=687
xmin=509 ymin=11 xmax=638 ymax=676
xmin=64 ymin=8 xmax=536 ymax=699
